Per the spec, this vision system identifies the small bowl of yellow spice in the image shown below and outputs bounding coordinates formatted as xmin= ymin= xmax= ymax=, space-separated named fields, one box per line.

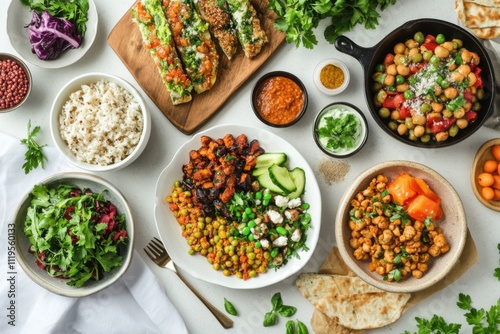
xmin=313 ymin=58 xmax=350 ymax=95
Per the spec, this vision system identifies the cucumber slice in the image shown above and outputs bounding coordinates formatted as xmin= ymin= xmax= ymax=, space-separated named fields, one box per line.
xmin=287 ymin=168 xmax=306 ymax=199
xmin=251 ymin=166 xmax=269 ymax=177
xmin=257 ymin=169 xmax=286 ymax=195
xmin=255 ymin=153 xmax=287 ymax=169
xmin=269 ymin=164 xmax=297 ymax=193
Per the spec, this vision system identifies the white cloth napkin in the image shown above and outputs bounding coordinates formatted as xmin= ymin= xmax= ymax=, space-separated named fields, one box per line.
xmin=0 ymin=132 xmax=188 ymax=334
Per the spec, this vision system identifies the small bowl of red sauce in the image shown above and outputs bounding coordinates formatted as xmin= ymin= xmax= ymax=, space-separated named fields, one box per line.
xmin=251 ymin=71 xmax=308 ymax=127
xmin=0 ymin=53 xmax=32 ymax=113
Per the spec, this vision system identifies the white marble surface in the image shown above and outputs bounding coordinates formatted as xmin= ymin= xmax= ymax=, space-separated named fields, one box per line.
xmin=1 ymin=0 xmax=499 ymax=333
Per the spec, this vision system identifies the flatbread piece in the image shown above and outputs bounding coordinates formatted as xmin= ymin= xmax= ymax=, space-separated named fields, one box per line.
xmin=295 ymin=273 xmax=411 ymax=330
xmin=455 ymin=0 xmax=500 ymax=39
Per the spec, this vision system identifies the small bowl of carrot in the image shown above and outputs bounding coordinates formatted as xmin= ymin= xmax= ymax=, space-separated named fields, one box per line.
xmin=471 ymin=138 xmax=500 ymax=211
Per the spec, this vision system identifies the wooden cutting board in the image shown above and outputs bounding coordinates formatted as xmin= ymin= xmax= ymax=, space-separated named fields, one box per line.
xmin=108 ymin=0 xmax=285 ymax=134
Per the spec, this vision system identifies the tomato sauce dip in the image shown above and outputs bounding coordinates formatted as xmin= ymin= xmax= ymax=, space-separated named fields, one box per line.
xmin=255 ymin=76 xmax=304 ymax=125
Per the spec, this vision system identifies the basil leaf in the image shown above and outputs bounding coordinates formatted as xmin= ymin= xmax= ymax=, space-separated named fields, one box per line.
xmin=224 ymin=298 xmax=238 ymax=316
xmin=297 ymin=320 xmax=309 ymax=334
xmin=271 ymin=292 xmax=283 ymax=311
xmin=263 ymin=311 xmax=277 ymax=327
xmin=278 ymin=305 xmax=297 ymax=317
xmin=286 ymin=320 xmax=295 ymax=334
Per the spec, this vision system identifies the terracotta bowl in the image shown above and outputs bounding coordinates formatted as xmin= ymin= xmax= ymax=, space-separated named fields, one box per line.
xmin=335 ymin=160 xmax=467 ymax=293
xmin=470 ymin=138 xmax=500 ymax=211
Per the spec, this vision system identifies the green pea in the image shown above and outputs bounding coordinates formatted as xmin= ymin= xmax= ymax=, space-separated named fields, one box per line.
xmin=430 ymin=55 xmax=440 ymax=65
xmin=423 ymin=50 xmax=433 ymax=62
xmin=276 ymin=227 xmax=287 ymax=235
xmin=245 ymin=207 xmax=252 ymax=215
xmin=408 ymin=76 xmax=417 ymax=85
xmin=248 ymin=220 xmax=256 ymax=228
xmin=410 ymin=53 xmax=423 ymax=63
xmin=420 ymin=134 xmax=431 ymax=143
xmin=449 ymin=124 xmax=459 ymax=137
xmin=440 ymin=79 xmax=450 ymax=89
xmin=414 ymin=31 xmax=424 ymax=44
xmin=255 ymin=241 xmax=262 ymax=248
xmin=248 ymin=234 xmax=254 ymax=241
xmin=396 ymin=75 xmax=405 ymax=85
xmin=271 ymin=248 xmax=279 ymax=258
xmin=404 ymin=90 xmax=414 ymax=100
xmin=378 ymin=107 xmax=390 ymax=119
xmin=263 ymin=193 xmax=272 ymax=200
xmin=388 ymin=121 xmax=398 ymax=131
xmin=242 ymin=226 xmax=251 ymax=235
xmin=420 ymin=103 xmax=431 ymax=113
xmin=375 ymin=64 xmax=385 ymax=72
xmin=436 ymin=33 xmax=446 ymax=44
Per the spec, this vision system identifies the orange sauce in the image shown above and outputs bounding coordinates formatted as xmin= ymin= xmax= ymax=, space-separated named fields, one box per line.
xmin=255 ymin=76 xmax=304 ymax=125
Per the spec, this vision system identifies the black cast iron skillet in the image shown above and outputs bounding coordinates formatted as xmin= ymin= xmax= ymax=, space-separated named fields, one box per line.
xmin=335 ymin=18 xmax=496 ymax=148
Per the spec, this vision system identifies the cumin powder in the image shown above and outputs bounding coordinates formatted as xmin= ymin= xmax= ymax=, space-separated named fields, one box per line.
xmin=317 ymin=159 xmax=350 ymax=185
xmin=320 ymin=64 xmax=344 ymax=89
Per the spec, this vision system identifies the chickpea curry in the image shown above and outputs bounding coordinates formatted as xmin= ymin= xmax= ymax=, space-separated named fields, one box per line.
xmin=372 ymin=31 xmax=487 ymax=143
xmin=348 ymin=173 xmax=449 ymax=282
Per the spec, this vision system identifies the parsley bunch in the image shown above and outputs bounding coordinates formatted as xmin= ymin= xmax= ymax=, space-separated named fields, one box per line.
xmin=268 ymin=0 xmax=398 ymax=49
xmin=20 ymin=120 xmax=47 ymax=174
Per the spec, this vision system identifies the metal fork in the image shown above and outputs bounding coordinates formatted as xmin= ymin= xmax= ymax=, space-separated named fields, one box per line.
xmin=144 ymin=237 xmax=233 ymax=329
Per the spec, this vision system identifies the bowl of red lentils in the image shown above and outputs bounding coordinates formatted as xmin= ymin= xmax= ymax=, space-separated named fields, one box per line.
xmin=0 ymin=53 xmax=32 ymax=113
xmin=313 ymin=58 xmax=350 ymax=95
xmin=251 ymin=71 xmax=308 ymax=127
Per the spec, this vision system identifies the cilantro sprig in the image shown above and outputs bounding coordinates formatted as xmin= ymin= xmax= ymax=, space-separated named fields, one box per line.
xmin=20 ymin=120 xmax=48 ymax=174
xmin=316 ymin=113 xmax=359 ymax=151
xmin=268 ymin=0 xmax=398 ymax=49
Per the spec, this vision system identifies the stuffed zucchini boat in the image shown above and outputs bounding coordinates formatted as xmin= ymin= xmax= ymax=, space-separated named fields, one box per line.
xmin=194 ymin=0 xmax=239 ymax=60
xmin=163 ymin=0 xmax=219 ymax=94
xmin=226 ymin=0 xmax=267 ymax=59
xmin=132 ymin=0 xmax=193 ymax=105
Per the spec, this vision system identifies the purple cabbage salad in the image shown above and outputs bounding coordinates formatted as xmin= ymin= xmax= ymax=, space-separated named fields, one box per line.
xmin=26 ymin=10 xmax=82 ymax=60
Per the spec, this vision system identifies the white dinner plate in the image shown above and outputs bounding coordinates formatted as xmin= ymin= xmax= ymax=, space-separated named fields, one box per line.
xmin=154 ymin=124 xmax=322 ymax=289
xmin=6 ymin=0 xmax=98 ymax=69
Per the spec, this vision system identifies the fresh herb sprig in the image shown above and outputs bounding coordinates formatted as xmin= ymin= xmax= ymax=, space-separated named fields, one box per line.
xmin=20 ymin=120 xmax=47 ymax=174
xmin=224 ymin=298 xmax=238 ymax=316
xmin=404 ymin=243 xmax=500 ymax=333
xmin=267 ymin=0 xmax=398 ymax=49
xmin=20 ymin=0 xmax=89 ymax=37
xmin=316 ymin=114 xmax=360 ymax=151
xmin=263 ymin=293 xmax=297 ymax=327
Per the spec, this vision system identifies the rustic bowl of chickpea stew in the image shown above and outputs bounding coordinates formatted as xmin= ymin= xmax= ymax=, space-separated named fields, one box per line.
xmin=335 ymin=18 xmax=495 ymax=148
xmin=335 ymin=160 xmax=467 ymax=293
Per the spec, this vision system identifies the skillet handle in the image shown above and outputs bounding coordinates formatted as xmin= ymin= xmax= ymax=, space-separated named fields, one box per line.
xmin=334 ymin=36 xmax=373 ymax=70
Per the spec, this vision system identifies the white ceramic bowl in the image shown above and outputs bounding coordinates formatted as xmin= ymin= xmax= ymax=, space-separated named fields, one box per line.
xmin=14 ymin=172 xmax=134 ymax=297
xmin=313 ymin=58 xmax=350 ymax=95
xmin=335 ymin=160 xmax=467 ymax=293
xmin=50 ymin=73 xmax=151 ymax=172
xmin=0 ymin=53 xmax=32 ymax=113
xmin=154 ymin=124 xmax=322 ymax=289
xmin=313 ymin=102 xmax=369 ymax=158
xmin=6 ymin=0 xmax=98 ymax=69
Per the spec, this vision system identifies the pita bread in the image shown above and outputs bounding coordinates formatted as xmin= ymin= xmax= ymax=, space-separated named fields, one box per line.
xmin=295 ymin=273 xmax=411 ymax=330
xmin=455 ymin=0 xmax=500 ymax=39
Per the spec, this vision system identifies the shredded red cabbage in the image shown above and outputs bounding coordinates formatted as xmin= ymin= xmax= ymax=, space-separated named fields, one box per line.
xmin=26 ymin=11 xmax=82 ymax=60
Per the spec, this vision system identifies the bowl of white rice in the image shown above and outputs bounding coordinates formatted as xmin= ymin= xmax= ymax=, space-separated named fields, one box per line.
xmin=50 ymin=73 xmax=151 ymax=172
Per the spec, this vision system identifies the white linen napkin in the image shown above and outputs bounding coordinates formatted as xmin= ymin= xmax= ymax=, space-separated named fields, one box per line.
xmin=0 ymin=132 xmax=188 ymax=334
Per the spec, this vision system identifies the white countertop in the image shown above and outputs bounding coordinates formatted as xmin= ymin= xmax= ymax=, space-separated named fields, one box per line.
xmin=1 ymin=0 xmax=499 ymax=333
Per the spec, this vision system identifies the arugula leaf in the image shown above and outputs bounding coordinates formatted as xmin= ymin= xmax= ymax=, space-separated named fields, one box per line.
xmin=20 ymin=0 xmax=89 ymax=37
xmin=20 ymin=120 xmax=48 ymax=174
